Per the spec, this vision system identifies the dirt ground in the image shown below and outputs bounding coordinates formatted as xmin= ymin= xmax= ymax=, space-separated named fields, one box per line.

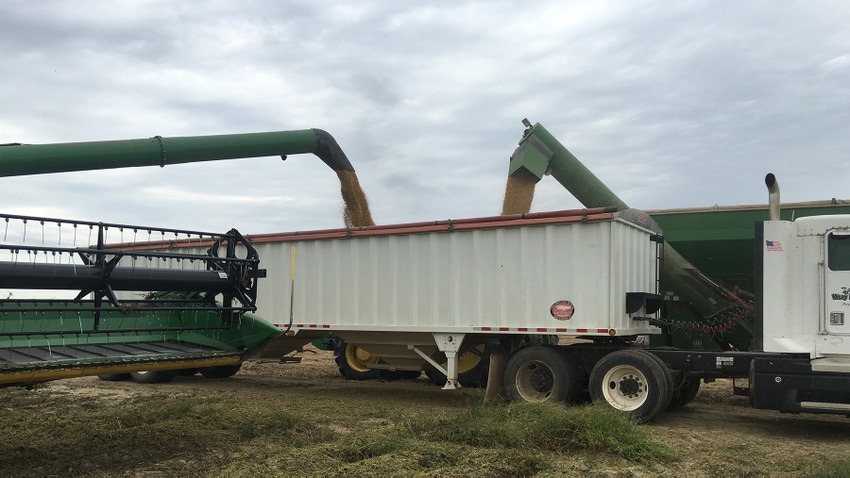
xmin=5 ymin=346 xmax=850 ymax=477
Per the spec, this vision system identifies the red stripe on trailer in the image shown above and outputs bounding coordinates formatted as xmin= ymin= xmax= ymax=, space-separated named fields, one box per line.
xmin=555 ymin=328 xmax=568 ymax=333
xmin=480 ymin=327 xmax=492 ymax=331
xmin=245 ymin=207 xmax=618 ymax=244
xmin=499 ymin=327 xmax=510 ymax=331
xmin=597 ymin=328 xmax=608 ymax=334
xmin=517 ymin=327 xmax=528 ymax=332
xmin=119 ymin=207 xmax=621 ymax=250
xmin=575 ymin=328 xmax=588 ymax=333
xmin=536 ymin=328 xmax=548 ymax=332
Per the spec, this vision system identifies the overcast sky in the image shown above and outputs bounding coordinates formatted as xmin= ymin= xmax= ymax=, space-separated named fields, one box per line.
xmin=1 ymin=1 xmax=848 ymax=235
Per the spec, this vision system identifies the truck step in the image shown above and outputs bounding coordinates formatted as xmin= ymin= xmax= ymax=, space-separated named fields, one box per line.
xmin=800 ymin=401 xmax=850 ymax=412
xmin=810 ymin=357 xmax=850 ymax=373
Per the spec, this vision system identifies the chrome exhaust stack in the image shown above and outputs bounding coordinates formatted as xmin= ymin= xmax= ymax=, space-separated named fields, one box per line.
xmin=765 ymin=173 xmax=780 ymax=221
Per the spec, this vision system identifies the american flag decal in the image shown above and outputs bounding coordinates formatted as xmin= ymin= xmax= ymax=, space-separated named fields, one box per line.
xmin=766 ymin=240 xmax=783 ymax=252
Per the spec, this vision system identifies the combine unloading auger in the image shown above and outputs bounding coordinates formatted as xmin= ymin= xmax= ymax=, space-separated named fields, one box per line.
xmin=0 ymin=128 xmax=356 ymax=176
xmin=0 ymin=128 xmax=369 ymax=385
xmin=504 ymin=120 xmax=752 ymax=349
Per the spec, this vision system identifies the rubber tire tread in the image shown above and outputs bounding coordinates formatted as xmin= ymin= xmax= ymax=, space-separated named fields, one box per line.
xmin=199 ymin=363 xmax=242 ymax=379
xmin=668 ymin=377 xmax=701 ymax=411
xmin=589 ymin=349 xmax=673 ymax=423
xmin=504 ymin=345 xmax=583 ymax=403
xmin=130 ymin=370 xmax=179 ymax=384
xmin=334 ymin=340 xmax=383 ymax=381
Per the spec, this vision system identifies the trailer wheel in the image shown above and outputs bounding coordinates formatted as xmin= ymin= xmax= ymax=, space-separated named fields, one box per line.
xmin=589 ymin=350 xmax=673 ymax=422
xmin=504 ymin=345 xmax=582 ymax=403
xmin=199 ymin=363 xmax=242 ymax=379
xmin=334 ymin=340 xmax=383 ymax=380
xmin=130 ymin=370 xmax=178 ymax=384
xmin=424 ymin=343 xmax=491 ymax=388
xmin=668 ymin=377 xmax=700 ymax=411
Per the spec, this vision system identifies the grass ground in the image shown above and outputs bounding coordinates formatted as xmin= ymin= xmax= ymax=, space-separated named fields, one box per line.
xmin=2 ymin=349 xmax=849 ymax=477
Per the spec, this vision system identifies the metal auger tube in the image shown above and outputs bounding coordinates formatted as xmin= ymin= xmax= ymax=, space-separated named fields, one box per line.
xmin=507 ymin=120 xmax=743 ymax=320
xmin=0 ymin=128 xmax=354 ymax=177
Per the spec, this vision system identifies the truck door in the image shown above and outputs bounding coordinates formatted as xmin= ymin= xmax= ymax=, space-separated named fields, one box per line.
xmin=825 ymin=231 xmax=850 ymax=335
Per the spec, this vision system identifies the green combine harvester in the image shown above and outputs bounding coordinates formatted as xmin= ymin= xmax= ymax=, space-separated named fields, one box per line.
xmin=0 ymin=129 xmax=358 ymax=386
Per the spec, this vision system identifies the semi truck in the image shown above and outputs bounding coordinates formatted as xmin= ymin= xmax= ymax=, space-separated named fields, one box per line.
xmin=3 ymin=122 xmax=850 ymax=424
xmin=135 ymin=170 xmax=850 ymax=422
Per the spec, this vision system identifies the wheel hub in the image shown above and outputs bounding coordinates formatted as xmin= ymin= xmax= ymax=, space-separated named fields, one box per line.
xmin=616 ymin=374 xmax=644 ymax=398
xmin=529 ymin=365 xmax=554 ymax=392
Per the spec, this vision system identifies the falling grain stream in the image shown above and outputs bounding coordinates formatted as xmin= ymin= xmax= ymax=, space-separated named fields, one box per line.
xmin=337 ymin=170 xmax=375 ymax=228
xmin=500 ymin=167 xmax=539 ymax=216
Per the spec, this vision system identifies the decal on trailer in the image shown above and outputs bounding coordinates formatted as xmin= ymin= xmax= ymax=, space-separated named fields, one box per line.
xmin=550 ymin=300 xmax=575 ymax=320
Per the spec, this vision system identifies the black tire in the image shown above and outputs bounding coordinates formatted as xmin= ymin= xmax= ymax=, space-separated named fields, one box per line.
xmin=589 ymin=349 xmax=673 ymax=423
xmin=334 ymin=340 xmax=383 ymax=380
xmin=384 ymin=370 xmax=422 ymax=380
xmin=130 ymin=370 xmax=179 ymax=384
xmin=97 ymin=373 xmax=131 ymax=381
xmin=199 ymin=363 xmax=242 ymax=379
xmin=425 ymin=343 xmax=491 ymax=388
xmin=668 ymin=376 xmax=700 ymax=411
xmin=504 ymin=345 xmax=583 ymax=403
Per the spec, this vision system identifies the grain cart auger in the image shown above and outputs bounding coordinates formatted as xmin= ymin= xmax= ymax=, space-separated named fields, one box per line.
xmin=0 ymin=128 xmax=363 ymax=385
xmin=505 ymin=120 xmax=753 ymax=350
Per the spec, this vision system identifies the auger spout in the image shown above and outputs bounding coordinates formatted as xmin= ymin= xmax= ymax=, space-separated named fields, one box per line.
xmin=506 ymin=120 xmax=742 ymax=321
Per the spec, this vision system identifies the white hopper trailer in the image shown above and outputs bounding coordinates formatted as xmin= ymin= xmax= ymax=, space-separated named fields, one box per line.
xmin=243 ymin=206 xmax=664 ymax=382
xmin=136 ymin=207 xmax=667 ymax=407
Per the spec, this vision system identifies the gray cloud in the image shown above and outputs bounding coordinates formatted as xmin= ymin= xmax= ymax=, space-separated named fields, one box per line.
xmin=1 ymin=1 xmax=849 ymax=235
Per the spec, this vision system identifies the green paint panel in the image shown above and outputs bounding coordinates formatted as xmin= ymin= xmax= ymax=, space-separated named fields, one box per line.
xmin=0 ymin=301 xmax=280 ymax=372
xmin=650 ymin=202 xmax=850 ymax=350
xmin=0 ymin=130 xmax=320 ymax=177
xmin=653 ymin=203 xmax=850 ymax=293
xmin=508 ymin=134 xmax=553 ymax=179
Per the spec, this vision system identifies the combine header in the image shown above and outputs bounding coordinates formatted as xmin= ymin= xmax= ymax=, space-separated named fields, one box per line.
xmin=0 ymin=212 xmax=277 ymax=385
